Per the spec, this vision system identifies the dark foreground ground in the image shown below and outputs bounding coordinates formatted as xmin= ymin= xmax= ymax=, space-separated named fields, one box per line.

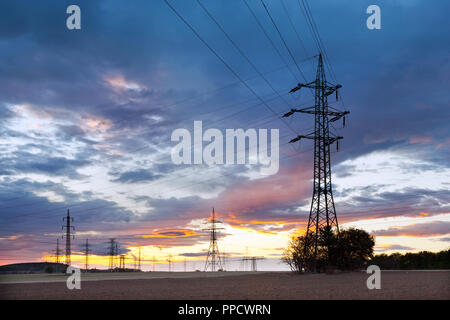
xmin=0 ymin=271 xmax=448 ymax=300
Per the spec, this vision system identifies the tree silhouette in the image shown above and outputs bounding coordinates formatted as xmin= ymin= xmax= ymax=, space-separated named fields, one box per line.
xmin=282 ymin=227 xmax=375 ymax=272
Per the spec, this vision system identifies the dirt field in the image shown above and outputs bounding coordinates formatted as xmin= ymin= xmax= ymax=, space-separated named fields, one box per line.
xmin=0 ymin=271 xmax=448 ymax=300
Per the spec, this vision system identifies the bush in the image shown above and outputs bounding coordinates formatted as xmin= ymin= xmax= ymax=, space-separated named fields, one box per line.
xmin=282 ymin=227 xmax=375 ymax=272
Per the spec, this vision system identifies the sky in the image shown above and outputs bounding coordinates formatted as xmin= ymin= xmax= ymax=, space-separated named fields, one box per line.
xmin=0 ymin=0 xmax=449 ymax=271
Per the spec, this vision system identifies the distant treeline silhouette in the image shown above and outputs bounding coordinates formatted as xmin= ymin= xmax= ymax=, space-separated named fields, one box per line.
xmin=370 ymin=249 xmax=450 ymax=270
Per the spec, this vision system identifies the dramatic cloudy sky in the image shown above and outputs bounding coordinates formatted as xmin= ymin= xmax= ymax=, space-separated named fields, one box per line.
xmin=0 ymin=0 xmax=449 ymax=270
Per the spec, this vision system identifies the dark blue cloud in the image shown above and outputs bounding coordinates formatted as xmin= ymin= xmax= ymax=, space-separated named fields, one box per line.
xmin=110 ymin=169 xmax=163 ymax=184
xmin=1 ymin=151 xmax=90 ymax=179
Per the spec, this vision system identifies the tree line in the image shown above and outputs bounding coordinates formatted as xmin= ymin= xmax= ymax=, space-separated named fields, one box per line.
xmin=370 ymin=250 xmax=450 ymax=270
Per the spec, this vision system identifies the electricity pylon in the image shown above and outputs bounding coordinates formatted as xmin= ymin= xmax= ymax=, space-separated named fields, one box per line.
xmin=83 ymin=239 xmax=91 ymax=271
xmin=203 ymin=208 xmax=224 ymax=272
xmin=108 ymin=238 xmax=116 ymax=271
xmin=62 ymin=209 xmax=74 ymax=266
xmin=167 ymin=254 xmax=172 ymax=272
xmin=137 ymin=247 xmax=141 ymax=271
xmin=284 ymin=54 xmax=349 ymax=270
xmin=52 ymin=238 xmax=62 ymax=263
xmin=119 ymin=254 xmax=126 ymax=271
xmin=240 ymin=256 xmax=264 ymax=272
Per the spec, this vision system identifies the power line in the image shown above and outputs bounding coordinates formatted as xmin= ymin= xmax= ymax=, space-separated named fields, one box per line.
xmin=298 ymin=0 xmax=337 ymax=83
xmin=259 ymin=0 xmax=310 ymax=88
xmin=242 ymin=0 xmax=301 ymax=83
xmin=279 ymin=0 xmax=310 ymax=62
xmin=197 ymin=0 xmax=296 ymax=111
xmin=164 ymin=0 xmax=301 ymax=138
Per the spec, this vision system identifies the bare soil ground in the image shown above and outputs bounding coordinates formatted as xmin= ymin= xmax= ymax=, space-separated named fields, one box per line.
xmin=0 ymin=271 xmax=448 ymax=300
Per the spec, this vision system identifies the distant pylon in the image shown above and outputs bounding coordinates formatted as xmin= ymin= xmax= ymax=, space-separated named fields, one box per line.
xmin=62 ymin=209 xmax=74 ymax=266
xmin=115 ymin=243 xmax=119 ymax=267
xmin=240 ymin=256 xmax=264 ymax=272
xmin=83 ymin=239 xmax=91 ymax=271
xmin=184 ymin=257 xmax=187 ymax=272
xmin=138 ymin=247 xmax=141 ymax=271
xmin=168 ymin=254 xmax=172 ymax=272
xmin=119 ymin=254 xmax=125 ymax=271
xmin=53 ymin=238 xmax=62 ymax=263
xmin=204 ymin=208 xmax=224 ymax=272
xmin=108 ymin=238 xmax=116 ymax=271
xmin=284 ymin=54 xmax=349 ymax=270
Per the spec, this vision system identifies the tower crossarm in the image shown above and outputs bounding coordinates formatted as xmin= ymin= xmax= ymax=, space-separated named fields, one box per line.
xmin=324 ymin=84 xmax=342 ymax=98
xmin=289 ymin=81 xmax=316 ymax=93
xmin=289 ymin=133 xmax=314 ymax=143
xmin=202 ymin=227 xmax=225 ymax=231
xmin=290 ymin=81 xmax=342 ymax=99
xmin=283 ymin=108 xmax=349 ymax=118
xmin=329 ymin=110 xmax=350 ymax=123
xmin=326 ymin=136 xmax=343 ymax=146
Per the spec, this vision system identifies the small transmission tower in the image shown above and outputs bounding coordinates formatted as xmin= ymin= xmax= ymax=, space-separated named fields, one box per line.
xmin=83 ymin=239 xmax=91 ymax=271
xmin=108 ymin=238 xmax=116 ymax=271
xmin=240 ymin=256 xmax=265 ymax=272
xmin=53 ymin=238 xmax=62 ymax=263
xmin=62 ymin=209 xmax=74 ymax=266
xmin=137 ymin=247 xmax=141 ymax=271
xmin=203 ymin=208 xmax=224 ymax=272
xmin=119 ymin=254 xmax=126 ymax=271
xmin=167 ymin=254 xmax=172 ymax=272
xmin=284 ymin=54 xmax=349 ymax=269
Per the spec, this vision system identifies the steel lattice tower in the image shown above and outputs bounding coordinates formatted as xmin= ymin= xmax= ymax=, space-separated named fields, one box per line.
xmin=83 ymin=239 xmax=91 ymax=271
xmin=284 ymin=54 xmax=349 ymax=268
xmin=204 ymin=208 xmax=224 ymax=272
xmin=137 ymin=247 xmax=141 ymax=271
xmin=119 ymin=254 xmax=125 ymax=271
xmin=53 ymin=238 xmax=62 ymax=263
xmin=62 ymin=209 xmax=74 ymax=266
xmin=108 ymin=238 xmax=116 ymax=271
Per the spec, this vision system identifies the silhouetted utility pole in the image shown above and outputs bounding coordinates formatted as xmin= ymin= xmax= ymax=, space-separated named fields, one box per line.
xmin=119 ymin=254 xmax=125 ymax=271
xmin=138 ymin=247 xmax=141 ymax=271
xmin=62 ymin=209 xmax=74 ymax=266
xmin=115 ymin=243 xmax=119 ymax=268
xmin=53 ymin=238 xmax=62 ymax=263
xmin=168 ymin=254 xmax=172 ymax=272
xmin=284 ymin=54 xmax=349 ymax=271
xmin=83 ymin=239 xmax=91 ymax=271
xmin=184 ymin=257 xmax=187 ymax=272
xmin=108 ymin=238 xmax=116 ymax=271
xmin=204 ymin=208 xmax=224 ymax=271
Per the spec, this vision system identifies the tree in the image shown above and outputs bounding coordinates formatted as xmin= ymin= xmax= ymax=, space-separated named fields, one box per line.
xmin=335 ymin=228 xmax=375 ymax=270
xmin=282 ymin=227 xmax=375 ymax=272
xmin=281 ymin=233 xmax=315 ymax=272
